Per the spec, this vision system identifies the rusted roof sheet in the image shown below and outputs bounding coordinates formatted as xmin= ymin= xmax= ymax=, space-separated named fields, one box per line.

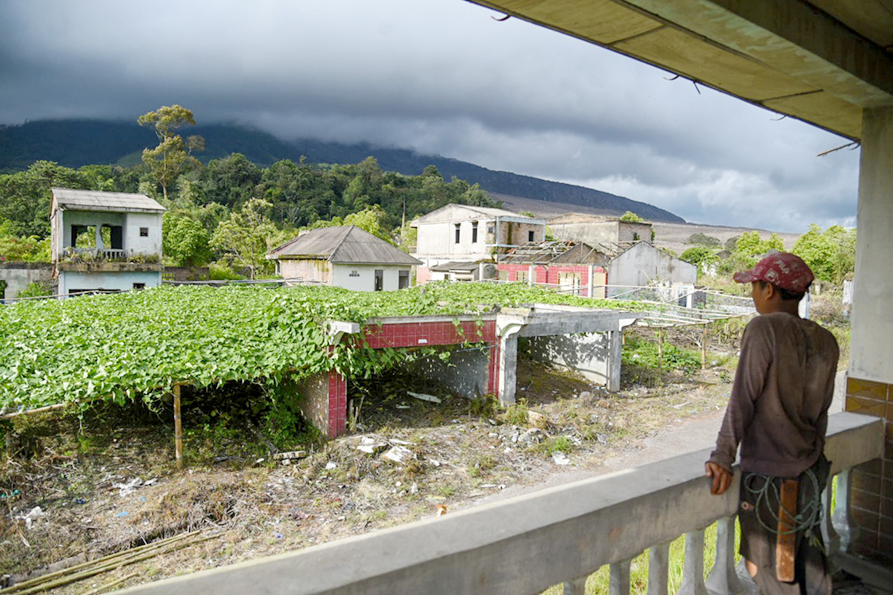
xmin=269 ymin=226 xmax=421 ymax=266
xmin=52 ymin=188 xmax=165 ymax=213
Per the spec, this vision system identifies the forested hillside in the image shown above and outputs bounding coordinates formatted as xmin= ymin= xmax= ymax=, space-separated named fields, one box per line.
xmin=0 ymin=119 xmax=684 ymax=223
xmin=0 ymin=147 xmax=498 ymax=279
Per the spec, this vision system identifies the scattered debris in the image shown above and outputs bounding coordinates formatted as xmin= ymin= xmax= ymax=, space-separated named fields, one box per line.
xmin=112 ymin=478 xmax=143 ymax=497
xmin=382 ymin=445 xmax=415 ymax=464
xmin=15 ymin=506 xmax=44 ymax=530
xmin=325 ymin=462 xmax=338 ymax=470
xmin=273 ymin=450 xmax=307 ymax=461
xmin=435 ymin=504 xmax=447 ymax=517
xmin=356 ymin=438 xmax=386 ymax=454
xmin=407 ymin=391 xmax=442 ymax=404
xmin=552 ymin=452 xmax=570 ymax=466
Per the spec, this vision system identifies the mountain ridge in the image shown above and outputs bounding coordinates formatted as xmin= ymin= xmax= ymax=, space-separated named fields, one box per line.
xmin=0 ymin=119 xmax=684 ymax=223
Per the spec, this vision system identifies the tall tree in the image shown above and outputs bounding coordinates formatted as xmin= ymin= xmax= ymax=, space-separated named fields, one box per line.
xmin=138 ymin=105 xmax=205 ymax=201
xmin=0 ymin=161 xmax=87 ymax=237
xmin=210 ymin=198 xmax=282 ymax=279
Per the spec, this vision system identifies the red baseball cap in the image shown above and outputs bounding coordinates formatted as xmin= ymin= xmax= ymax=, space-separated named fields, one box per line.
xmin=733 ymin=251 xmax=814 ymax=293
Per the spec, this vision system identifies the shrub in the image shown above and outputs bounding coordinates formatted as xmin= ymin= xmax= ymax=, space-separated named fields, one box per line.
xmin=687 ymin=233 xmax=721 ymax=247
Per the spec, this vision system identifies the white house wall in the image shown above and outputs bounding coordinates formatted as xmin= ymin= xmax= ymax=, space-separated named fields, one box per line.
xmin=125 ymin=213 xmax=163 ymax=256
xmin=55 ymin=210 xmax=162 ymax=258
xmin=415 ymin=221 xmax=492 ymax=261
xmin=280 ymin=259 xmax=332 ymax=284
xmin=415 ymin=220 xmax=545 ymax=262
xmin=332 ymin=264 xmax=411 ymax=291
xmin=57 ymin=211 xmax=125 ymax=256
xmin=58 ymin=271 xmax=162 ymax=295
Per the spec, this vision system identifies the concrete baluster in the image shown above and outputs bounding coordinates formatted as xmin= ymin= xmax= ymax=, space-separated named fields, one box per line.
xmin=609 ymin=559 xmax=631 ymax=595
xmin=562 ymin=575 xmax=587 ymax=595
xmin=647 ymin=542 xmax=670 ymax=595
xmin=706 ymin=517 xmax=746 ymax=594
xmin=677 ymin=529 xmax=709 ymax=595
xmin=830 ymin=470 xmax=852 ymax=554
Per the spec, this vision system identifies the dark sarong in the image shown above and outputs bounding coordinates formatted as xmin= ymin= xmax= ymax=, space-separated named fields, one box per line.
xmin=738 ymin=455 xmax=832 ymax=595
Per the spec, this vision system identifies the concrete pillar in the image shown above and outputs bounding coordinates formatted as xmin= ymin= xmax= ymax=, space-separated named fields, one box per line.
xmin=587 ymin=264 xmax=595 ymax=298
xmin=844 ymin=105 xmax=893 ymax=561
xmin=528 ymin=264 xmax=535 ymax=287
xmin=608 ymin=328 xmax=623 ymax=392
xmin=498 ymin=324 xmax=523 ymax=405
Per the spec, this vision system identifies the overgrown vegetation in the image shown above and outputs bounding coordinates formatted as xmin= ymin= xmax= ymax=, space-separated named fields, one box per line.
xmin=0 ymin=282 xmax=652 ymax=414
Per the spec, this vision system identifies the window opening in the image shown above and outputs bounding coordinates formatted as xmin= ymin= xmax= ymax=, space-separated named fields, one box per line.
xmin=471 ymin=222 xmax=478 ymax=243
xmin=374 ymin=269 xmax=384 ymax=291
xmin=528 ymin=230 xmax=535 ymax=242
xmin=398 ymin=270 xmax=410 ymax=289
xmin=140 ymin=227 xmax=149 ymax=237
xmin=74 ymin=226 xmax=98 ymax=248
xmin=132 ymin=283 xmax=146 ymax=291
xmin=454 ymin=223 xmax=461 ymax=244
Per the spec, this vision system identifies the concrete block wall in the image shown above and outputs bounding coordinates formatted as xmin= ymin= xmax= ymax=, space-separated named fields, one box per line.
xmin=844 ymin=377 xmax=893 ymax=561
xmin=407 ymin=346 xmax=495 ymax=399
xmin=0 ymin=263 xmax=54 ymax=299
xmin=527 ymin=333 xmax=611 ymax=386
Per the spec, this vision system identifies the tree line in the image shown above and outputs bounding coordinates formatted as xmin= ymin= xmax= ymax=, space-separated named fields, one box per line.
xmin=0 ymin=106 xmax=497 ymax=277
xmin=680 ymin=226 xmax=857 ymax=285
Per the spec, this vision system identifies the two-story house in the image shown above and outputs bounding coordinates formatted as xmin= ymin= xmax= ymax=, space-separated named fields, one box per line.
xmin=411 ymin=204 xmax=546 ymax=283
xmin=51 ymin=188 xmax=165 ymax=296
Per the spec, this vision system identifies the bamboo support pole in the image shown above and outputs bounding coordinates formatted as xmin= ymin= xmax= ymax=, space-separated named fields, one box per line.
xmin=11 ymin=533 xmax=219 ymax=595
xmin=0 ymin=402 xmax=72 ymax=420
xmin=701 ymin=324 xmax=708 ymax=370
xmin=657 ymin=327 xmax=663 ymax=370
xmin=2 ymin=530 xmax=203 ymax=594
xmin=82 ymin=571 xmax=138 ymax=595
xmin=174 ymin=383 xmax=183 ymax=470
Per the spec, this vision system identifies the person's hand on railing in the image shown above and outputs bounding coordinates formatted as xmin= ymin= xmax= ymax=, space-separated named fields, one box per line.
xmin=705 ymin=461 xmax=733 ymax=495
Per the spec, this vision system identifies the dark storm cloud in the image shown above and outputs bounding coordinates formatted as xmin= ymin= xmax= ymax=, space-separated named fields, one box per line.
xmin=0 ymin=0 xmax=859 ymax=232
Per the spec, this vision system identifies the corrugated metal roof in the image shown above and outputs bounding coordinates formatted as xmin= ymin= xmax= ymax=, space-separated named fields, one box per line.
xmin=269 ymin=226 xmax=421 ymax=266
xmin=52 ymin=188 xmax=165 ymax=213
xmin=430 ymin=261 xmax=480 ymax=272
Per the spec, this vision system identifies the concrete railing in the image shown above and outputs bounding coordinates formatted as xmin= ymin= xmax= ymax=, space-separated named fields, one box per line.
xmin=123 ymin=412 xmax=882 ymax=595
xmin=63 ymin=247 xmax=127 ymax=260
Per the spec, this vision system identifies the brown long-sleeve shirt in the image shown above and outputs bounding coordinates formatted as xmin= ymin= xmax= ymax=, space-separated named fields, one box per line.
xmin=709 ymin=312 xmax=839 ymax=478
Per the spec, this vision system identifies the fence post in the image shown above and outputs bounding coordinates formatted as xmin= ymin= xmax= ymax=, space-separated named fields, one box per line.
xmin=647 ymin=542 xmax=670 ymax=595
xmin=173 ymin=383 xmax=183 ymax=470
xmin=677 ymin=529 xmax=709 ymax=595
xmin=609 ymin=559 xmax=632 ymax=595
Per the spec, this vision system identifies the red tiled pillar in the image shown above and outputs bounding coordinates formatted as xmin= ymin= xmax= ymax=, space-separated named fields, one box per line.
xmin=327 ymin=370 xmax=347 ymax=439
xmin=844 ymin=376 xmax=893 ymax=561
xmin=487 ymin=343 xmax=500 ymax=396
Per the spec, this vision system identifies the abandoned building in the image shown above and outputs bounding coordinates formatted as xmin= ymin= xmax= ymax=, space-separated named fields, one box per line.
xmin=267 ymin=225 xmax=420 ymax=291
xmin=50 ymin=188 xmax=165 ymax=297
xmin=548 ymin=212 xmax=653 ymax=247
xmin=411 ymin=204 xmax=546 ymax=283
xmin=497 ymin=241 xmax=609 ymax=297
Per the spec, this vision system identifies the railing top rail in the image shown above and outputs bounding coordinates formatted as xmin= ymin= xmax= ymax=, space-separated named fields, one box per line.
xmin=122 ymin=413 xmax=882 ymax=595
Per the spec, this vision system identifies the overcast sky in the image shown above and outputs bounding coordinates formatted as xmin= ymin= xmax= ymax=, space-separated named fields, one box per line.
xmin=0 ymin=0 xmax=861 ymax=232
